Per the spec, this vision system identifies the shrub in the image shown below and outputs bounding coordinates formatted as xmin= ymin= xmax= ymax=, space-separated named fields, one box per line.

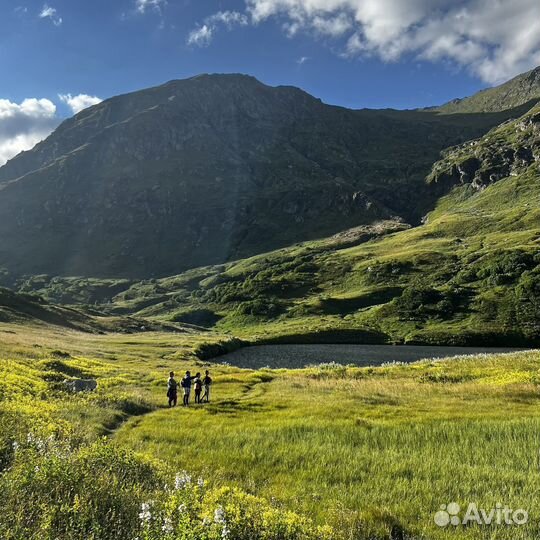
xmin=236 ymin=297 xmax=283 ymax=318
xmin=0 ymin=440 xmax=335 ymax=540
xmin=0 ymin=439 xmax=160 ymax=540
xmin=515 ymin=270 xmax=540 ymax=340
xmin=393 ymin=286 xmax=442 ymax=319
xmin=475 ymin=250 xmax=536 ymax=285
xmin=170 ymin=308 xmax=221 ymax=328
xmin=364 ymin=260 xmax=412 ymax=285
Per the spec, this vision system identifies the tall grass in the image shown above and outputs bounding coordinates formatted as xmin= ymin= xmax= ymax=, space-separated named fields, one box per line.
xmin=117 ymin=352 xmax=540 ymax=539
xmin=2 ymin=324 xmax=540 ymax=538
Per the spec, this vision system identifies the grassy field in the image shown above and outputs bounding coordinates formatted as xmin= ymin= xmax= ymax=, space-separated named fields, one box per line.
xmin=1 ymin=323 xmax=340 ymax=540
xmin=116 ymin=349 xmax=540 ymax=539
xmin=1 ymin=322 xmax=540 ymax=539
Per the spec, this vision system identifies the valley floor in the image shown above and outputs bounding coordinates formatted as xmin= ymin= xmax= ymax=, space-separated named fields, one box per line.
xmin=1 ymin=323 xmax=540 ymax=539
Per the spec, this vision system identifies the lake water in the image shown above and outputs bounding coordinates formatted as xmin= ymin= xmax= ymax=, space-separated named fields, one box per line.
xmin=218 ymin=344 xmax=527 ymax=369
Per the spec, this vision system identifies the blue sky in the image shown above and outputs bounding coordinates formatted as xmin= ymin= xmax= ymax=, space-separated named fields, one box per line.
xmin=1 ymin=0 xmax=539 ymax=164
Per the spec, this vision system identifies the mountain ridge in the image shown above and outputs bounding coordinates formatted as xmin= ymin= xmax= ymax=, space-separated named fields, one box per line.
xmin=0 ymin=71 xmax=539 ymax=280
xmin=32 ymin=101 xmax=536 ymax=346
xmin=437 ymin=66 xmax=540 ymax=114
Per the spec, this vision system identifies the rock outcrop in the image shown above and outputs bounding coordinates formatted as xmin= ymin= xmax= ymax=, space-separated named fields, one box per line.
xmin=428 ymin=104 xmax=540 ymax=192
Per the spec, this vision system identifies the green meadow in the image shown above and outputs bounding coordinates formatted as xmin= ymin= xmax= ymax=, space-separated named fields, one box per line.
xmin=1 ymin=322 xmax=540 ymax=539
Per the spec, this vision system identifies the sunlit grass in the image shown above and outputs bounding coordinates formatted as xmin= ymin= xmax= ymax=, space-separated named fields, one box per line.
xmin=114 ymin=350 xmax=540 ymax=539
xmin=2 ymin=323 xmax=540 ymax=538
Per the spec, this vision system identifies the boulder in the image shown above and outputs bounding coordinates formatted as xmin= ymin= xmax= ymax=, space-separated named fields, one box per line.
xmin=63 ymin=378 xmax=98 ymax=393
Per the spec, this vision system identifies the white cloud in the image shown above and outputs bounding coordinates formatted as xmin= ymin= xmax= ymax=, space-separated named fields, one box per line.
xmin=207 ymin=11 xmax=250 ymax=28
xmin=135 ymin=0 xmax=167 ymax=15
xmin=242 ymin=0 xmax=540 ymax=84
xmin=58 ymin=93 xmax=103 ymax=114
xmin=187 ymin=25 xmax=214 ymax=47
xmin=187 ymin=11 xmax=249 ymax=47
xmin=39 ymin=4 xmax=62 ymax=26
xmin=0 ymin=98 xmax=59 ymax=166
xmin=297 ymin=55 xmax=309 ymax=64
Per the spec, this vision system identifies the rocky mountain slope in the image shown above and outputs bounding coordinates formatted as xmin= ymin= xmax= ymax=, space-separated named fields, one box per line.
xmin=438 ymin=66 xmax=540 ymax=113
xmin=0 ymin=73 xmax=527 ymax=279
xmin=23 ymin=103 xmax=539 ymax=345
xmin=429 ymin=106 xmax=540 ymax=190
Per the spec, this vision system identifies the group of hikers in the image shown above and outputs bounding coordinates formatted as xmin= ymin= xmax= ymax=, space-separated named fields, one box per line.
xmin=167 ymin=370 xmax=212 ymax=407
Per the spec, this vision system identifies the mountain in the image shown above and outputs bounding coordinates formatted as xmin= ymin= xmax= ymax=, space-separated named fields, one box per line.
xmin=24 ymin=102 xmax=539 ymax=345
xmin=438 ymin=66 xmax=540 ymax=113
xmin=0 ymin=73 xmax=521 ymax=280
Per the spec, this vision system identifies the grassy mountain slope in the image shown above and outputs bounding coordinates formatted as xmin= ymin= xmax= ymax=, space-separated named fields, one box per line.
xmin=0 ymin=74 xmax=528 ymax=280
xmin=437 ymin=66 xmax=540 ymax=113
xmin=24 ymin=103 xmax=539 ymax=345
xmin=0 ymin=286 xmax=195 ymax=334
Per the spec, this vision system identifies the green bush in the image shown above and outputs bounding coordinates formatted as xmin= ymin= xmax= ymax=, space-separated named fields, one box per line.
xmin=364 ymin=260 xmax=412 ymax=285
xmin=171 ymin=308 xmax=222 ymax=327
xmin=475 ymin=250 xmax=536 ymax=285
xmin=393 ymin=286 xmax=442 ymax=320
xmin=0 ymin=439 xmax=159 ymax=540
xmin=515 ymin=270 xmax=540 ymax=339
xmin=0 ymin=440 xmax=334 ymax=540
xmin=236 ymin=297 xmax=283 ymax=318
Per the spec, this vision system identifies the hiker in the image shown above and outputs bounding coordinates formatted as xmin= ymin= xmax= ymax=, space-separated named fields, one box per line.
xmin=181 ymin=370 xmax=197 ymax=406
xmin=167 ymin=371 xmax=178 ymax=407
xmin=202 ymin=370 xmax=212 ymax=403
xmin=194 ymin=372 xmax=203 ymax=404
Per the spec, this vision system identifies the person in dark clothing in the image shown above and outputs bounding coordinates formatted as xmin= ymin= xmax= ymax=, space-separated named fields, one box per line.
xmin=167 ymin=371 xmax=178 ymax=407
xmin=202 ymin=370 xmax=212 ymax=403
xmin=194 ymin=372 xmax=203 ymax=404
xmin=181 ymin=371 xmax=197 ymax=406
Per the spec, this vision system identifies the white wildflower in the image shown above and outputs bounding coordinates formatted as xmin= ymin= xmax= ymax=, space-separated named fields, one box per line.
xmin=214 ymin=506 xmax=226 ymax=524
xmin=178 ymin=503 xmax=187 ymax=514
xmin=380 ymin=360 xmax=408 ymax=367
xmin=197 ymin=477 xmax=205 ymax=488
xmin=175 ymin=471 xmax=192 ymax=490
xmin=12 ymin=441 xmax=19 ymax=452
xmin=211 ymin=508 xmax=228 ymax=537
xmin=139 ymin=502 xmax=152 ymax=523
xmin=162 ymin=517 xmax=173 ymax=534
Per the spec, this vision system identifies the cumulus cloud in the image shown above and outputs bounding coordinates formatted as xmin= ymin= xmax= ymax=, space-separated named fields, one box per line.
xmin=58 ymin=93 xmax=103 ymax=114
xmin=187 ymin=11 xmax=249 ymax=47
xmin=239 ymin=0 xmax=540 ymax=84
xmin=0 ymin=98 xmax=59 ymax=166
xmin=39 ymin=4 xmax=62 ymax=26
